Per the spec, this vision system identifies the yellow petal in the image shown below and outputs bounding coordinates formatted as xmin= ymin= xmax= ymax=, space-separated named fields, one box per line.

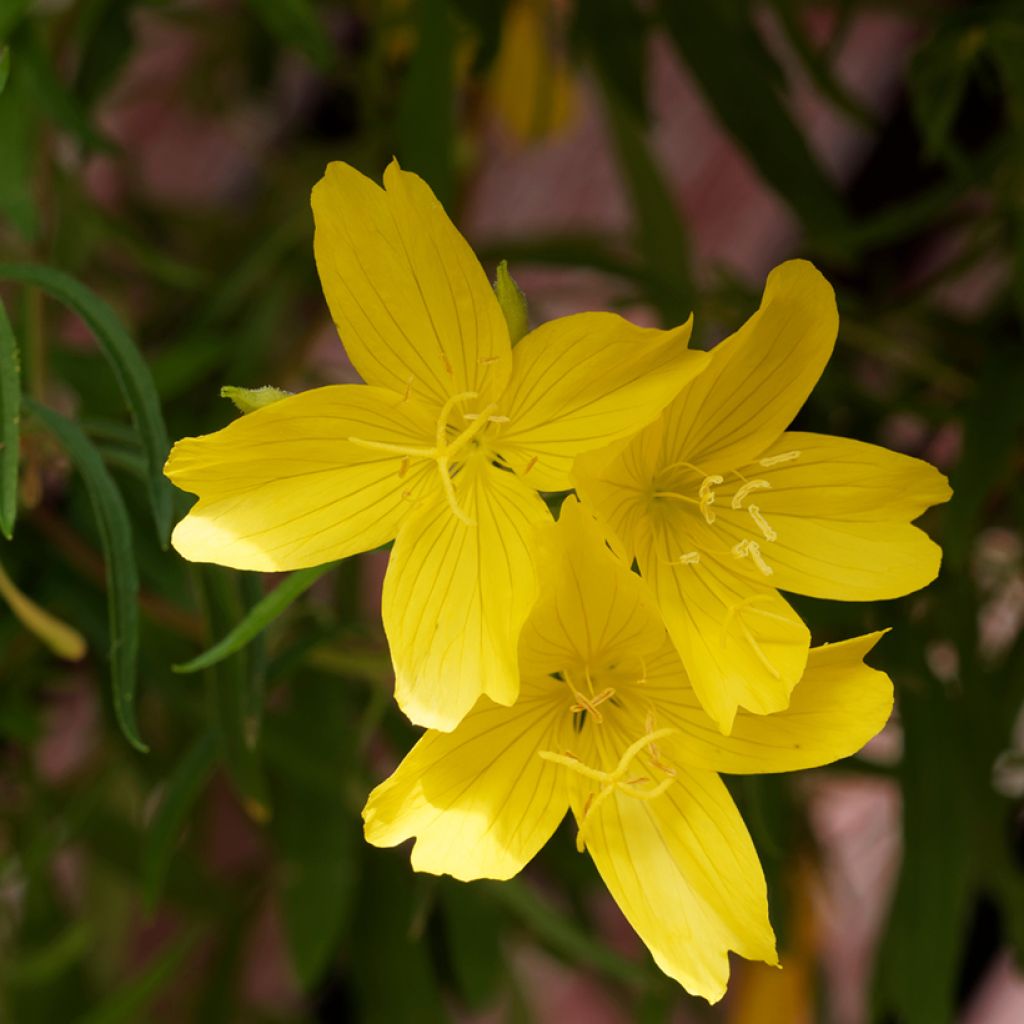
xmin=519 ymin=496 xmax=665 ymax=678
xmin=312 ymin=160 xmax=511 ymax=408
xmin=166 ymin=385 xmax=436 ymax=571
xmin=580 ymin=770 xmax=777 ymax=1002
xmin=363 ymin=681 xmax=568 ymax=880
xmin=657 ymin=260 xmax=837 ymax=473
xmin=639 ymin=518 xmax=810 ymax=733
xmin=710 ymin=432 xmax=950 ymax=599
xmin=383 ymin=456 xmax=551 ymax=731
xmin=496 ymin=312 xmax=706 ymax=491
xmin=650 ymin=632 xmax=894 ymax=773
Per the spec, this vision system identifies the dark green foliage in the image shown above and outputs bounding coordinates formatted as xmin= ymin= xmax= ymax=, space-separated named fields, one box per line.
xmin=2 ymin=1 xmax=1024 ymax=1022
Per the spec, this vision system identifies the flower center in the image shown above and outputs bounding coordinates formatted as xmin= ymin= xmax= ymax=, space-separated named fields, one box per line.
xmin=346 ymin=391 xmax=509 ymax=524
xmin=538 ymin=667 xmax=677 ymax=852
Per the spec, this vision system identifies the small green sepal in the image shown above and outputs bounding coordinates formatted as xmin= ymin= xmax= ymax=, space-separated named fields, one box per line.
xmin=493 ymin=260 xmax=529 ymax=345
xmin=221 ymin=385 xmax=292 ymax=415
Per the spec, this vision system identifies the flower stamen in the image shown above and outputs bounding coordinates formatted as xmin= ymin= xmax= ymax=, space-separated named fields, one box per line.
xmin=731 ymin=479 xmax=771 ymax=509
xmin=747 ymin=504 xmax=777 ymax=542
xmin=759 ymin=450 xmax=801 ymax=467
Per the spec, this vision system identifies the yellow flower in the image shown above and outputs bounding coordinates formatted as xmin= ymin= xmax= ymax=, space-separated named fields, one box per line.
xmin=488 ymin=0 xmax=578 ymax=143
xmin=164 ymin=160 xmax=707 ymax=731
xmin=574 ymin=260 xmax=951 ymax=733
xmin=362 ymin=497 xmax=893 ymax=1001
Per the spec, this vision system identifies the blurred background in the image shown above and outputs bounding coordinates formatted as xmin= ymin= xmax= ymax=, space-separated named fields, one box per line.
xmin=1 ymin=0 xmax=1023 ymax=1021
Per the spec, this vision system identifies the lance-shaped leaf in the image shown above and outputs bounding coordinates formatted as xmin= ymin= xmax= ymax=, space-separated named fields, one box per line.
xmin=0 ymin=263 xmax=173 ymax=544
xmin=24 ymin=397 xmax=145 ymax=752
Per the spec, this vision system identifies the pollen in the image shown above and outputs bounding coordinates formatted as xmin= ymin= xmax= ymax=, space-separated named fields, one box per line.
xmin=668 ymin=550 xmax=700 ymax=566
xmin=732 ymin=538 xmax=773 ymax=576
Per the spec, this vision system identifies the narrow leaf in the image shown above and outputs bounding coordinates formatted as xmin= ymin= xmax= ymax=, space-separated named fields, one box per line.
xmin=0 ymin=263 xmax=173 ymax=544
xmin=659 ymin=1 xmax=848 ymax=235
xmin=24 ymin=397 xmax=145 ymax=752
xmin=200 ymin=567 xmax=271 ymax=823
xmin=174 ymin=563 xmax=333 ymax=674
xmin=141 ymin=732 xmax=218 ymax=910
xmin=245 ymin=0 xmax=332 ymax=69
xmin=396 ymin=0 xmax=456 ymax=210
xmin=73 ymin=930 xmax=198 ymax=1024
xmin=601 ymin=82 xmax=694 ymax=324
xmin=0 ymin=296 xmax=19 ymax=537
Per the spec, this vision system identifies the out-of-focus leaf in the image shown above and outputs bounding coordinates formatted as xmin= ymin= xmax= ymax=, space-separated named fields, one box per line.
xmin=944 ymin=347 xmax=1024 ymax=569
xmin=493 ymin=260 xmax=529 ymax=344
xmin=441 ymin=882 xmax=506 ymax=1010
xmin=246 ymin=0 xmax=332 ymax=69
xmin=873 ymin=676 xmax=973 ymax=1024
xmin=19 ymin=24 xmax=113 ymax=151
xmin=0 ymin=264 xmax=173 ymax=544
xmin=0 ymin=297 xmax=19 ymax=537
xmin=268 ymin=673 xmax=359 ymax=988
xmin=0 ymin=45 xmax=10 ymax=95
xmin=72 ymin=929 xmax=198 ymax=1024
xmin=449 ymin=0 xmax=507 ymax=71
xmin=396 ymin=0 xmax=456 ymax=210
xmin=659 ymin=1 xmax=848 ymax=235
xmin=0 ymin=559 xmax=87 ymax=660
xmin=484 ymin=877 xmax=661 ymax=992
xmin=73 ymin=0 xmax=134 ymax=107
xmin=0 ymin=39 xmax=38 ymax=239
xmin=575 ymin=0 xmax=648 ymax=117
xmin=25 ymin=398 xmax=145 ymax=752
xmin=770 ymin=0 xmax=875 ymax=128
xmin=601 ymin=83 xmax=694 ymax=324
xmin=0 ymin=1 xmax=29 ymax=42
xmin=141 ymin=732 xmax=218 ymax=911
xmin=909 ymin=26 xmax=984 ymax=162
xmin=174 ymin=563 xmax=333 ymax=674
xmin=5 ymin=922 xmax=93 ymax=987
xmin=199 ymin=567 xmax=271 ymax=823
xmin=351 ymin=853 xmax=446 ymax=1023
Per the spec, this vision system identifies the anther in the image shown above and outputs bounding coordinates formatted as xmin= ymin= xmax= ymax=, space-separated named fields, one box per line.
xmin=731 ymin=479 xmax=771 ymax=509
xmin=398 ymin=456 xmax=410 ymax=479
xmin=523 ymin=455 xmax=538 ymax=475
xmin=442 ymin=353 xmax=454 ymax=376
xmin=747 ymin=504 xmax=777 ymax=542
xmin=667 ymin=551 xmax=700 ymax=566
xmin=731 ymin=539 xmax=773 ymax=576
xmin=759 ymin=450 xmax=801 ymax=467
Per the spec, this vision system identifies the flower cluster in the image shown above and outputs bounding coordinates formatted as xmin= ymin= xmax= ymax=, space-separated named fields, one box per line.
xmin=164 ymin=162 xmax=950 ymax=1002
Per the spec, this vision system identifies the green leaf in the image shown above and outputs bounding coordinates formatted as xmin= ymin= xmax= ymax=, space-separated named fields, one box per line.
xmin=0 ymin=263 xmax=173 ymax=544
xmin=396 ymin=0 xmax=457 ymax=210
xmin=174 ymin=563 xmax=333 ymax=674
xmin=575 ymin=0 xmax=649 ymax=118
xmin=441 ymin=882 xmax=506 ymax=1010
xmin=24 ymin=397 xmax=146 ymax=752
xmin=601 ymin=83 xmax=694 ymax=324
xmin=351 ymin=853 xmax=446 ymax=1023
xmin=0 ymin=38 xmax=38 ymax=239
xmin=72 ymin=930 xmax=199 ymax=1024
xmin=219 ymin=384 xmax=292 ymax=414
xmin=484 ymin=877 xmax=661 ymax=992
xmin=245 ymin=0 xmax=332 ymax=69
xmin=908 ymin=26 xmax=984 ymax=162
xmin=659 ymin=1 xmax=848 ymax=235
xmin=493 ymin=260 xmax=529 ymax=344
xmin=0 ymin=45 xmax=10 ymax=95
xmin=268 ymin=673 xmax=359 ymax=988
xmin=0 ymin=297 xmax=20 ymax=538
xmin=141 ymin=732 xmax=218 ymax=911
xmin=198 ymin=567 xmax=271 ymax=823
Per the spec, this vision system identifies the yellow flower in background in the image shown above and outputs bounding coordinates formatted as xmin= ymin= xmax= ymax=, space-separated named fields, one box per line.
xmin=363 ymin=497 xmax=893 ymax=1002
xmin=164 ymin=160 xmax=707 ymax=731
xmin=574 ymin=260 xmax=951 ymax=733
xmin=488 ymin=0 xmax=578 ymax=143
